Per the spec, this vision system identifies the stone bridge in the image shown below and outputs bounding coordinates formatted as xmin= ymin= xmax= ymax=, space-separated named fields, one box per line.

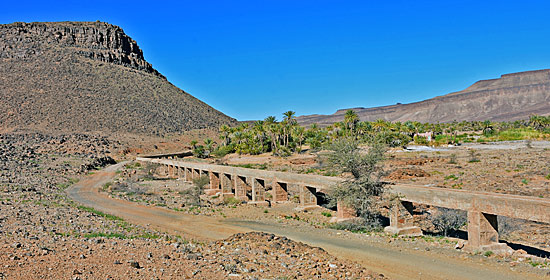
xmin=136 ymin=156 xmax=550 ymax=253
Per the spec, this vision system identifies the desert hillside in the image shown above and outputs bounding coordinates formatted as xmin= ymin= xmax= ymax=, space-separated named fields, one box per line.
xmin=0 ymin=21 xmax=237 ymax=135
xmin=297 ymin=69 xmax=550 ymax=125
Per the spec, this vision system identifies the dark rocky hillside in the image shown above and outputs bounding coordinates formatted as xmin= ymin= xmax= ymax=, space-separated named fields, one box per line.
xmin=0 ymin=21 xmax=236 ymax=135
xmin=297 ymin=69 xmax=550 ymax=125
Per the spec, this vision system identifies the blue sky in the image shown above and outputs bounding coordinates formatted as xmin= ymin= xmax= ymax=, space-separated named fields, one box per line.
xmin=2 ymin=1 xmax=550 ymax=120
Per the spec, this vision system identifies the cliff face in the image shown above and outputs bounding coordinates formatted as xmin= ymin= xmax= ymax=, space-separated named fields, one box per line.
xmin=0 ymin=21 xmax=160 ymax=76
xmin=0 ymin=21 xmax=236 ymax=135
xmin=297 ymin=69 xmax=550 ymax=125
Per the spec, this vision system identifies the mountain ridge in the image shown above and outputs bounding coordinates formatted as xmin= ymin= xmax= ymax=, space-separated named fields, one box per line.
xmin=297 ymin=69 xmax=550 ymax=125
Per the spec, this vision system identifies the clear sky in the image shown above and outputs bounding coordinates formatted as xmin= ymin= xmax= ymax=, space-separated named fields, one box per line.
xmin=2 ymin=1 xmax=550 ymax=120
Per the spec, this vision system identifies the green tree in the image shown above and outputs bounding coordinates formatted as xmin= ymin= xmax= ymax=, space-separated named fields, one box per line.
xmin=204 ymin=138 xmax=214 ymax=153
xmin=292 ymin=126 xmax=305 ymax=152
xmin=219 ymin=124 xmax=232 ymax=146
xmin=327 ymin=138 xmax=386 ymax=228
xmin=190 ymin=140 xmax=198 ymax=149
xmin=344 ymin=110 xmax=359 ymax=136
xmin=282 ymin=111 xmax=297 ymax=147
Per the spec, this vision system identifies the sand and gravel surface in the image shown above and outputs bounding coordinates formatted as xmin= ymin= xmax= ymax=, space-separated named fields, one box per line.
xmin=0 ymin=131 xmax=383 ymax=279
xmin=78 ymin=159 xmax=549 ymax=279
xmin=2 ymin=131 xmax=549 ymax=279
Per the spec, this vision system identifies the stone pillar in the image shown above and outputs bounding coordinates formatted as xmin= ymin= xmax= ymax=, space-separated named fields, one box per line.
xmin=185 ymin=168 xmax=191 ymax=181
xmin=210 ymin=172 xmax=220 ymax=190
xmin=168 ymin=165 xmax=175 ymax=178
xmin=205 ymin=171 xmax=220 ymax=196
xmin=384 ymin=201 xmax=422 ymax=236
xmin=466 ymin=211 xmax=508 ymax=251
xmin=272 ymin=180 xmax=288 ymax=202
xmin=234 ymin=175 xmax=249 ymax=201
xmin=221 ymin=173 xmax=234 ymax=197
xmin=249 ymin=178 xmax=268 ymax=205
xmin=299 ymin=185 xmax=318 ymax=207
xmin=176 ymin=166 xmax=181 ymax=178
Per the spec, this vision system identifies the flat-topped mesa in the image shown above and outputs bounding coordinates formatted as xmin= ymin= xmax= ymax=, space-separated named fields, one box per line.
xmin=297 ymin=69 xmax=550 ymax=125
xmin=461 ymin=69 xmax=550 ymax=93
xmin=0 ymin=21 xmax=163 ymax=77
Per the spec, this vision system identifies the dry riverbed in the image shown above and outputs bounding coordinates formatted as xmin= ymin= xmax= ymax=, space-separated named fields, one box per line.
xmin=0 ymin=131 xmax=383 ymax=279
xmin=102 ymin=158 xmax=550 ymax=278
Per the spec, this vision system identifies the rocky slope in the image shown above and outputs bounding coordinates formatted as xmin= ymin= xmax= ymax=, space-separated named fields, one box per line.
xmin=297 ymin=69 xmax=550 ymax=125
xmin=0 ymin=21 xmax=236 ymax=135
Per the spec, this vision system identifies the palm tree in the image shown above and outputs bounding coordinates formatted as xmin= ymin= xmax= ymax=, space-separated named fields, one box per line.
xmin=283 ymin=111 xmax=296 ymax=123
xmin=372 ymin=119 xmax=388 ymax=132
xmin=356 ymin=121 xmax=372 ymax=137
xmin=190 ymin=140 xmax=198 ymax=150
xmin=264 ymin=116 xmax=277 ymax=152
xmin=403 ymin=121 xmax=416 ymax=138
xmin=219 ymin=124 xmax=231 ymax=146
xmin=530 ymin=115 xmax=549 ymax=131
xmin=482 ymin=120 xmax=493 ymax=135
xmin=253 ymin=120 xmax=267 ymax=153
xmin=282 ymin=111 xmax=296 ymax=147
xmin=264 ymin=115 xmax=277 ymax=124
xmin=343 ymin=110 xmax=359 ymax=135
xmin=268 ymin=123 xmax=282 ymax=154
xmin=292 ymin=126 xmax=305 ymax=152
xmin=204 ymin=138 xmax=214 ymax=153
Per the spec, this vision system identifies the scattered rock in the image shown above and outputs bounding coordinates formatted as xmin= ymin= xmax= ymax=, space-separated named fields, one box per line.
xmin=129 ymin=261 xmax=141 ymax=269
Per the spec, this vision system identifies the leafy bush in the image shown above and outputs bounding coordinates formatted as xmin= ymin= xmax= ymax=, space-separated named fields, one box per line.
xmin=193 ymin=145 xmax=208 ymax=158
xmin=223 ymin=196 xmax=241 ymax=206
xmin=468 ymin=149 xmax=480 ymax=163
xmin=77 ymin=205 xmax=123 ymax=221
xmin=483 ymin=251 xmax=494 ymax=257
xmin=141 ymin=163 xmax=158 ymax=181
xmin=124 ymin=162 xmax=141 ymax=169
xmin=430 ymin=207 xmax=466 ymax=236
xmin=329 ymin=219 xmax=372 ymax=233
xmin=212 ymin=144 xmax=235 ymax=158
xmin=449 ymin=153 xmax=457 ymax=164
xmin=327 ymin=138 xmax=386 ymax=228
xmin=182 ymin=176 xmax=210 ymax=207
xmin=273 ymin=144 xmax=292 ymax=157
xmin=375 ymin=132 xmax=411 ymax=147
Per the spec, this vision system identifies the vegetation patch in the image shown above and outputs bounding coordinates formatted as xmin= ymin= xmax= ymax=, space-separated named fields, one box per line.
xmin=321 ymin=211 xmax=332 ymax=217
xmin=76 ymin=205 xmax=123 ymax=221
xmin=429 ymin=207 xmax=466 ymax=237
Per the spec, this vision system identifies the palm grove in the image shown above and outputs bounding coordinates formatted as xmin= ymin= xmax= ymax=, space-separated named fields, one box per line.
xmin=191 ymin=111 xmax=550 ymax=159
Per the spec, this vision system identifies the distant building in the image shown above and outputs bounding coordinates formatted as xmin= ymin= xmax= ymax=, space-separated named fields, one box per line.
xmin=416 ymin=132 xmax=433 ymax=142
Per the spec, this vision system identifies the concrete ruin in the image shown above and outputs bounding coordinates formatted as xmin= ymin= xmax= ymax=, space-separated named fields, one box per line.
xmin=137 ymin=156 xmax=550 ymax=252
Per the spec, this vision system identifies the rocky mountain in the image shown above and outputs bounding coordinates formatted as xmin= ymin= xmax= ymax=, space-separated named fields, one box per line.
xmin=297 ymin=69 xmax=550 ymax=125
xmin=0 ymin=21 xmax=236 ymax=135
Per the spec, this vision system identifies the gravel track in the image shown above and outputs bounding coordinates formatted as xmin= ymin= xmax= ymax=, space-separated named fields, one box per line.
xmin=68 ymin=163 xmax=547 ymax=279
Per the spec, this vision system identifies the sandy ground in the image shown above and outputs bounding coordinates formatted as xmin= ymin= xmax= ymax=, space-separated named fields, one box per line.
xmin=72 ymin=162 xmax=550 ymax=279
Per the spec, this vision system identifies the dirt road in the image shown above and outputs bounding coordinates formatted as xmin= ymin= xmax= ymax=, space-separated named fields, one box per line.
xmin=67 ymin=162 xmax=246 ymax=240
xmin=67 ymin=163 xmax=545 ymax=280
